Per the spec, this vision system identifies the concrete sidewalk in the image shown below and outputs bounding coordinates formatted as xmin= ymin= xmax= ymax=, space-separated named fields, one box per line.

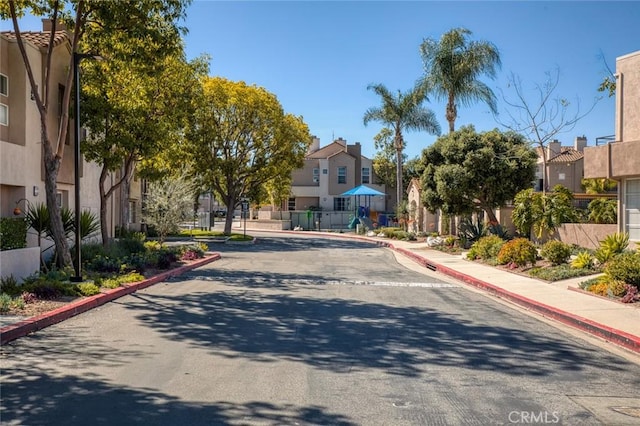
xmin=372 ymin=237 xmax=640 ymax=354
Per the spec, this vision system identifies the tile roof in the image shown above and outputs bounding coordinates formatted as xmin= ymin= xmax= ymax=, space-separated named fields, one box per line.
xmin=548 ymin=147 xmax=584 ymax=163
xmin=307 ymin=141 xmax=349 ymax=159
xmin=1 ymin=30 xmax=69 ymax=48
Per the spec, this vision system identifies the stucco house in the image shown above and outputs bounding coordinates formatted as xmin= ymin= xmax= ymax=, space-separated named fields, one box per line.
xmin=583 ymin=50 xmax=640 ymax=242
xmin=1 ymin=20 xmax=141 ymax=279
xmin=286 ymin=136 xmax=388 ymax=229
xmin=536 ymin=136 xmax=587 ymax=193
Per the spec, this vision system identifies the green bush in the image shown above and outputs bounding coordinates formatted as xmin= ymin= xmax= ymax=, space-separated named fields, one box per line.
xmin=571 ymin=251 xmax=595 ymax=269
xmin=0 ymin=275 xmax=21 ymax=297
xmin=595 ymin=232 xmax=629 ymax=264
xmin=0 ymin=217 xmax=28 ymax=251
xmin=77 ymin=282 xmax=101 ymax=296
xmin=540 ymin=240 xmax=572 ymax=265
xmin=528 ymin=264 xmax=595 ymax=282
xmin=497 ymin=238 xmax=538 ymax=267
xmin=116 ymin=233 xmax=147 ymax=255
xmin=0 ymin=293 xmax=12 ymax=313
xmin=604 ymin=252 xmax=640 ymax=288
xmin=467 ymin=235 xmax=505 ymax=261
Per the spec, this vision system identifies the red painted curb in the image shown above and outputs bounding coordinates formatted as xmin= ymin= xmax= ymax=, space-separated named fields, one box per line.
xmin=0 ymin=253 xmax=221 ymax=345
xmin=389 ymin=245 xmax=640 ymax=354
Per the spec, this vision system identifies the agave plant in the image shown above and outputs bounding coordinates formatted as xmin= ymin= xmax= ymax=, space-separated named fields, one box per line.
xmin=79 ymin=210 xmax=100 ymax=241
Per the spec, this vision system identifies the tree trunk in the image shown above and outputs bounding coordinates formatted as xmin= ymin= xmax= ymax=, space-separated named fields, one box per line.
xmin=120 ymin=175 xmax=131 ymax=232
xmin=446 ymin=94 xmax=457 ymax=133
xmin=394 ymin=131 xmax=404 ymax=210
xmin=223 ymin=195 xmax=236 ymax=235
xmin=43 ymin=137 xmax=72 ymax=267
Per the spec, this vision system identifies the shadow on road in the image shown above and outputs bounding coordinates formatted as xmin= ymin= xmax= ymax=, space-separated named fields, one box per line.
xmin=1 ymin=368 xmax=355 ymax=425
xmin=120 ymin=286 xmax=633 ymax=380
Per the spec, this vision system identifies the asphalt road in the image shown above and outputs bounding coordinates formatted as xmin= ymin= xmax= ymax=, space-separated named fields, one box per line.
xmin=1 ymin=235 xmax=639 ymax=425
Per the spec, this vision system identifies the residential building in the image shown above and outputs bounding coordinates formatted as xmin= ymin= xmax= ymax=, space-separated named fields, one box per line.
xmin=406 ymin=178 xmax=439 ymax=234
xmin=535 ymin=136 xmax=587 ymax=193
xmin=1 ymin=20 xmax=140 ymax=255
xmin=584 ymin=50 xmax=640 ymax=242
xmin=287 ymin=136 xmax=388 ymax=228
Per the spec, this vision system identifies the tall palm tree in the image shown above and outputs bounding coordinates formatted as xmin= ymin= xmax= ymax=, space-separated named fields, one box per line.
xmin=420 ymin=27 xmax=501 ymax=133
xmin=364 ymin=83 xmax=441 ymax=207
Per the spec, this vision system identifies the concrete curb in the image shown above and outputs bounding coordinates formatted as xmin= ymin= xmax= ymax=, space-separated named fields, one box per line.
xmin=0 ymin=253 xmax=221 ymax=345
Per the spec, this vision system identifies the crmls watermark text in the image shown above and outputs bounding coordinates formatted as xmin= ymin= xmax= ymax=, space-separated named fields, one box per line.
xmin=508 ymin=411 xmax=561 ymax=424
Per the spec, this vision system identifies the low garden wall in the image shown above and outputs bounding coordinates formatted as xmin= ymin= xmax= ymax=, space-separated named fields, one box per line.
xmin=557 ymin=223 xmax=618 ymax=250
xmin=234 ymin=219 xmax=292 ymax=231
xmin=0 ymin=247 xmax=40 ymax=283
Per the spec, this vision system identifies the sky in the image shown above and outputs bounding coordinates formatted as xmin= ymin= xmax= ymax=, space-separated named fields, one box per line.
xmin=6 ymin=1 xmax=640 ymax=159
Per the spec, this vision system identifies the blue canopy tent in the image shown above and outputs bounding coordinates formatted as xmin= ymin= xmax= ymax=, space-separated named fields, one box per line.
xmin=340 ymin=185 xmax=387 ymax=229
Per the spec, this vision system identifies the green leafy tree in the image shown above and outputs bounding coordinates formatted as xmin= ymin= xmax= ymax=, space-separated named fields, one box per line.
xmin=419 ymin=27 xmax=501 ymax=133
xmin=581 ymin=178 xmax=617 ymax=194
xmin=1 ymin=0 xmax=191 ymax=266
xmin=420 ymin=126 xmax=537 ymax=224
xmin=588 ymin=198 xmax=617 ymax=224
xmin=364 ymin=83 xmax=440 ymax=207
xmin=187 ymin=77 xmax=311 ymax=235
xmin=512 ymin=185 xmax=578 ymax=239
xmin=81 ymin=30 xmax=202 ymax=244
xmin=142 ymin=175 xmax=196 ymax=244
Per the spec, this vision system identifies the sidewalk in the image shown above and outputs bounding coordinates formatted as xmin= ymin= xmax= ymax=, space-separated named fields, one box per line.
xmin=370 ymin=236 xmax=640 ymax=354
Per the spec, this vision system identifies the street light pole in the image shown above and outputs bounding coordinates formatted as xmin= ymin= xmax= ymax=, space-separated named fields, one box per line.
xmin=71 ymin=52 xmax=101 ymax=282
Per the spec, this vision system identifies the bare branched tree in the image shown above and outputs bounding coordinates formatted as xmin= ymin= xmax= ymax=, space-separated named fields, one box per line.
xmin=495 ymin=68 xmax=600 ymax=193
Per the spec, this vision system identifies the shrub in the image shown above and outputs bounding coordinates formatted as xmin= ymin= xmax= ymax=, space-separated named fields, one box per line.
xmin=467 ymin=235 xmax=505 ymax=261
xmin=77 ymin=282 xmax=101 ymax=296
xmin=0 ymin=217 xmax=28 ymax=251
xmin=0 ymin=293 xmax=12 ymax=313
xmin=571 ymin=251 xmax=595 ymax=269
xmin=458 ymin=217 xmax=486 ymax=247
xmin=588 ymin=281 xmax=610 ymax=296
xmin=540 ymin=240 xmax=572 ymax=265
xmin=116 ymin=232 xmax=147 ymax=255
xmin=100 ymin=278 xmax=121 ymax=289
xmin=487 ymin=222 xmax=511 ymax=240
xmin=497 ymin=238 xmax=537 ymax=267
xmin=595 ymin=232 xmax=629 ymax=264
xmin=87 ymin=255 xmax=121 ymax=274
xmin=144 ymin=240 xmax=162 ymax=251
xmin=604 ymin=252 xmax=640 ymax=288
xmin=621 ymin=285 xmax=639 ymax=303
xmin=528 ymin=265 xmax=594 ymax=282
xmin=0 ymin=275 xmax=20 ymax=296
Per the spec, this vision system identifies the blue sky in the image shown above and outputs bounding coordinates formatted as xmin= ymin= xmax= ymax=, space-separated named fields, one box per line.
xmin=6 ymin=1 xmax=639 ymax=159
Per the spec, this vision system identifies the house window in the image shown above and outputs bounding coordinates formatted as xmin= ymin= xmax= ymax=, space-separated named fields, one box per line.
xmin=322 ymin=169 xmax=328 ymax=174
xmin=0 ymin=104 xmax=7 ymax=126
xmin=313 ymin=168 xmax=319 ymax=183
xmin=288 ymin=197 xmax=296 ymax=211
xmin=128 ymin=201 xmax=137 ymax=224
xmin=362 ymin=167 xmax=370 ymax=184
xmin=0 ymin=74 xmax=7 ymax=96
xmin=337 ymin=166 xmax=346 ymax=184
xmin=625 ymin=179 xmax=640 ymax=240
xmin=334 ymin=197 xmax=350 ymax=211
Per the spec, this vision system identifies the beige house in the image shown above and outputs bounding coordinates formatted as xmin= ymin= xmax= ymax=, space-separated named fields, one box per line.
xmin=584 ymin=50 xmax=640 ymax=242
xmin=537 ymin=137 xmax=587 ymax=193
xmin=290 ymin=137 xmax=388 ymax=212
xmin=406 ymin=178 xmax=439 ymax=234
xmin=1 ymin=21 xmax=141 ymax=261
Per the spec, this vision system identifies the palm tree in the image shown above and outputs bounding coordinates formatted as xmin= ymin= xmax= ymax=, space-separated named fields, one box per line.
xmin=420 ymin=27 xmax=501 ymax=133
xmin=363 ymin=83 xmax=440 ymax=207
